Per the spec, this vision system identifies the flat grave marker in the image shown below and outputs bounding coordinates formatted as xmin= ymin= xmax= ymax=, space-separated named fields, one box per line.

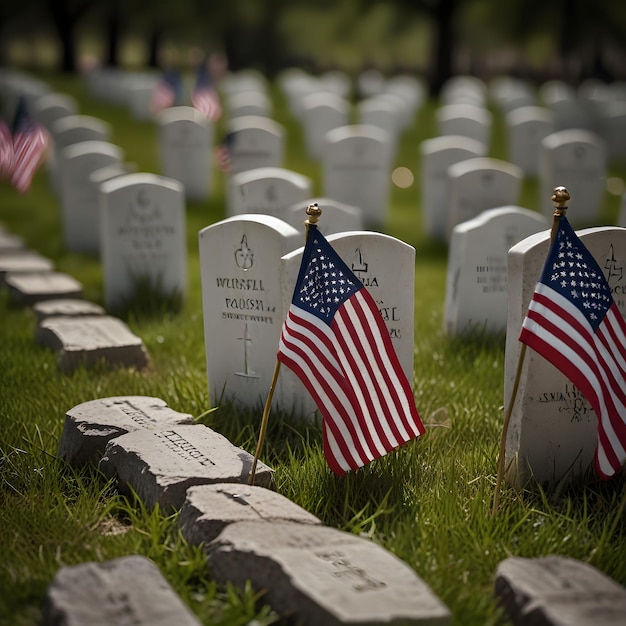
xmin=0 ymin=252 xmax=54 ymax=285
xmin=99 ymin=424 xmax=274 ymax=511
xmin=33 ymin=298 xmax=105 ymax=322
xmin=5 ymin=271 xmax=83 ymax=305
xmin=58 ymin=396 xmax=194 ymax=467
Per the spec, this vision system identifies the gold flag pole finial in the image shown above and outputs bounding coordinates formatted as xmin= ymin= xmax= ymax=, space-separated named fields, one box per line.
xmin=248 ymin=204 xmax=323 ymax=486
xmin=492 ymin=186 xmax=572 ymax=516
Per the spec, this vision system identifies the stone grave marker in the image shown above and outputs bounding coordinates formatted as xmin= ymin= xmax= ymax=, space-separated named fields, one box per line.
xmin=603 ymin=101 xmax=626 ymax=161
xmin=540 ymin=130 xmax=607 ymax=225
xmin=157 ymin=106 xmax=213 ymax=201
xmin=619 ymin=191 xmax=626 ymax=227
xmin=58 ymin=396 xmax=194 ymax=467
xmin=198 ymin=214 xmax=300 ymax=411
xmin=301 ymin=92 xmax=350 ymax=160
xmin=5 ymin=271 xmax=83 ymax=305
xmin=357 ymin=68 xmax=385 ymax=98
xmin=504 ymin=226 xmax=626 ymax=488
xmin=208 ymin=521 xmax=451 ymax=625
xmin=52 ymin=114 xmax=111 ymax=153
xmin=33 ymin=298 xmax=105 ymax=322
xmin=32 ymin=92 xmax=78 ymax=133
xmin=444 ymin=207 xmax=549 ymax=336
xmin=222 ymin=115 xmax=285 ymax=175
xmin=279 ymin=230 xmax=415 ymax=420
xmin=280 ymin=197 xmax=364 ymax=236
xmin=322 ymin=124 xmax=393 ymax=228
xmin=127 ymin=75 xmax=160 ymax=120
xmin=227 ymin=89 xmax=271 ymax=119
xmin=99 ymin=424 xmax=274 ymax=511
xmin=227 ymin=166 xmax=312 ymax=218
xmin=420 ymin=135 xmax=487 ymax=240
xmin=357 ymin=95 xmax=404 ymax=160
xmin=43 ymin=555 xmax=201 ymax=626
xmin=447 ymin=157 xmax=523 ymax=239
xmin=100 ymin=173 xmax=186 ymax=311
xmin=179 ymin=483 xmax=322 ymax=545
xmin=58 ymin=140 xmax=124 ymax=253
xmin=36 ymin=315 xmax=150 ymax=373
xmin=506 ymin=106 xmax=555 ymax=177
xmin=490 ymin=76 xmax=536 ymax=114
xmin=495 ymin=556 xmax=626 ymax=626
xmin=0 ymin=252 xmax=53 ymax=285
xmin=436 ymin=103 xmax=492 ymax=146
xmin=440 ymin=75 xmax=487 ymax=107
xmin=0 ymin=230 xmax=25 ymax=253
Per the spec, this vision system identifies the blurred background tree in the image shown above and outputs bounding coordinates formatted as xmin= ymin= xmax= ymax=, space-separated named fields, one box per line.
xmin=0 ymin=0 xmax=625 ymax=91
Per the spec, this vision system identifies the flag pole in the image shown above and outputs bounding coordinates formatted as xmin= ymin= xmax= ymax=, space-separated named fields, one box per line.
xmin=248 ymin=203 xmax=323 ymax=486
xmin=491 ymin=186 xmax=570 ymax=515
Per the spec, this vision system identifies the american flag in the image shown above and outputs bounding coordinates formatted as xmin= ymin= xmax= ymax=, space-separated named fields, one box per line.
xmin=213 ymin=131 xmax=235 ymax=172
xmin=10 ymin=97 xmax=48 ymax=194
xmin=150 ymin=70 xmax=181 ymax=115
xmin=277 ymin=224 xmax=425 ymax=475
xmin=191 ymin=65 xmax=222 ymax=122
xmin=0 ymin=118 xmax=13 ymax=179
xmin=519 ymin=216 xmax=626 ymax=479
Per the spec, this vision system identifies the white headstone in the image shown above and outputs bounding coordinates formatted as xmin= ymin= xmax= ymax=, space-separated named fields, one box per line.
xmin=420 ymin=135 xmax=488 ymax=240
xmin=51 ymin=115 xmax=111 ymax=152
xmin=357 ymin=95 xmax=403 ymax=160
xmin=32 ymin=93 xmax=78 ymax=132
xmin=58 ymin=141 xmax=124 ymax=253
xmin=506 ymin=106 xmax=555 ymax=177
xmin=444 ymin=206 xmax=549 ymax=336
xmin=280 ymin=198 xmax=364 ymax=236
xmin=100 ymin=173 xmax=187 ymax=311
xmin=301 ymin=92 xmax=350 ymax=160
xmin=228 ymin=167 xmax=312 ymax=218
xmin=440 ymin=75 xmax=487 ymax=107
xmin=227 ymin=90 xmax=271 ymax=119
xmin=223 ymin=116 xmax=285 ymax=175
xmin=504 ymin=225 xmax=626 ymax=488
xmin=157 ymin=106 xmax=213 ymax=201
xmin=540 ymin=130 xmax=607 ymax=225
xmin=322 ymin=125 xmax=393 ymax=227
xmin=198 ymin=214 xmax=301 ymax=410
xmin=436 ymin=103 xmax=493 ymax=147
xmin=446 ymin=157 xmax=523 ymax=239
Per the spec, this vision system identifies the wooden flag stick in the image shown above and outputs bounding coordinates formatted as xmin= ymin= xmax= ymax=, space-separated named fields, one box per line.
xmin=248 ymin=203 xmax=322 ymax=486
xmin=491 ymin=186 xmax=570 ymax=515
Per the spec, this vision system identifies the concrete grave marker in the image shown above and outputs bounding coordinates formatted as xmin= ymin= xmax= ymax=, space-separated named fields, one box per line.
xmin=33 ymin=298 xmax=105 ymax=322
xmin=301 ymin=92 xmax=350 ymax=160
xmin=444 ymin=207 xmax=548 ymax=336
xmin=52 ymin=114 xmax=110 ymax=153
xmin=436 ymin=103 xmax=492 ymax=146
xmin=0 ymin=252 xmax=53 ymax=284
xmin=199 ymin=214 xmax=300 ymax=410
xmin=58 ymin=140 xmax=124 ymax=253
xmin=43 ymin=555 xmax=201 ymax=626
xmin=208 ymin=521 xmax=451 ymax=625
xmin=227 ymin=166 xmax=312 ymax=218
xmin=32 ymin=92 xmax=78 ymax=133
xmin=540 ymin=130 xmax=607 ymax=225
xmin=322 ymin=125 xmax=393 ymax=228
xmin=223 ymin=115 xmax=285 ymax=175
xmin=36 ymin=315 xmax=150 ymax=373
xmin=227 ymin=89 xmax=271 ymax=119
xmin=5 ymin=271 xmax=83 ymax=305
xmin=100 ymin=173 xmax=186 ymax=311
xmin=506 ymin=106 xmax=555 ymax=177
xmin=504 ymin=226 xmax=626 ymax=488
xmin=447 ymin=157 xmax=523 ymax=239
xmin=179 ymin=483 xmax=322 ymax=545
xmin=420 ymin=135 xmax=487 ymax=240
xmin=495 ymin=556 xmax=626 ymax=626
xmin=0 ymin=230 xmax=25 ymax=253
xmin=157 ymin=106 xmax=213 ymax=201
xmin=58 ymin=396 xmax=194 ymax=467
xmin=99 ymin=424 xmax=274 ymax=511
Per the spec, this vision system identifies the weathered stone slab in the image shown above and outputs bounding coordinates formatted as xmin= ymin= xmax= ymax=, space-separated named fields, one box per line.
xmin=43 ymin=555 xmax=201 ymax=626
xmin=180 ymin=484 xmax=321 ymax=545
xmin=0 ymin=231 xmax=25 ymax=252
xmin=58 ymin=396 xmax=194 ymax=467
xmin=494 ymin=556 xmax=626 ymax=626
xmin=33 ymin=298 xmax=105 ymax=322
xmin=0 ymin=252 xmax=53 ymax=284
xmin=36 ymin=315 xmax=150 ymax=372
xmin=208 ymin=521 xmax=451 ymax=625
xmin=5 ymin=271 xmax=83 ymax=304
xmin=99 ymin=425 xmax=274 ymax=511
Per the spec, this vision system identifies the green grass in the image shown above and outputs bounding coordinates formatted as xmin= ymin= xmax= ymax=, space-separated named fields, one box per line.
xmin=1 ymin=71 xmax=625 ymax=626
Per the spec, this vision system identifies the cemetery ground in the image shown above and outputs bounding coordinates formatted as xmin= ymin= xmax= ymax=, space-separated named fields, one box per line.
xmin=1 ymin=72 xmax=626 ymax=625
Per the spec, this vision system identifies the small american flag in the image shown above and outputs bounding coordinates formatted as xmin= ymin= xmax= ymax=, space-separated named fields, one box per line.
xmin=10 ymin=97 xmax=48 ymax=194
xmin=277 ymin=224 xmax=425 ymax=475
xmin=519 ymin=216 xmax=626 ymax=479
xmin=191 ymin=65 xmax=222 ymax=122
xmin=0 ymin=118 xmax=13 ymax=179
xmin=150 ymin=70 xmax=181 ymax=115
xmin=213 ymin=131 xmax=235 ymax=172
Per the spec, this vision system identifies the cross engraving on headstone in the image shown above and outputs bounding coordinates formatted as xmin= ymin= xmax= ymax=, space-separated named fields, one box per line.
xmin=235 ymin=323 xmax=258 ymax=379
